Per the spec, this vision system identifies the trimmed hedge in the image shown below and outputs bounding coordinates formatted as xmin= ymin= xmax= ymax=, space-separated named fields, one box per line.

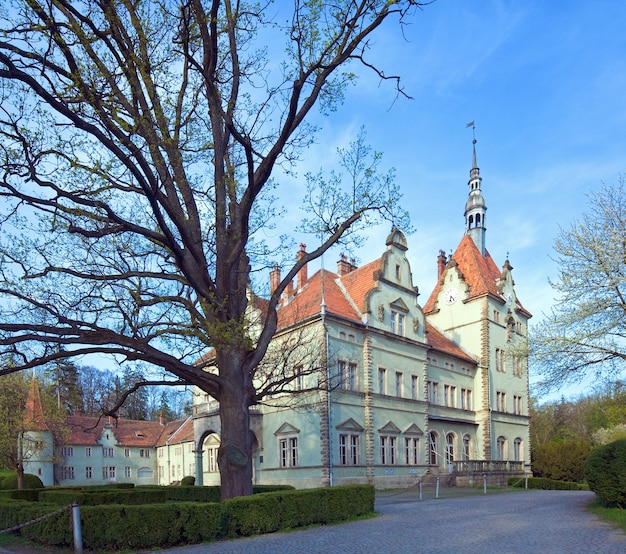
xmin=507 ymin=477 xmax=588 ymax=490
xmin=40 ymin=488 xmax=167 ymax=506
xmin=0 ymin=473 xmax=44 ymax=490
xmin=584 ymin=438 xmax=626 ymax=507
xmin=0 ymin=484 xmax=374 ymax=551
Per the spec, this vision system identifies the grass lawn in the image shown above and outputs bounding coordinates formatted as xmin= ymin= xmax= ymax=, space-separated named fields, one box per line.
xmin=587 ymin=499 xmax=626 ymax=535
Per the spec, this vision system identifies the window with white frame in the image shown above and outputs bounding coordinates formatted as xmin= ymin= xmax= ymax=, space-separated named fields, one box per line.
xmin=124 ymin=448 xmax=131 ymax=458
xmin=102 ymin=466 xmax=116 ymax=479
xmin=378 ymin=367 xmax=387 ymax=395
xmin=338 ymin=434 xmax=360 ymax=466
xmin=103 ymin=447 xmax=114 ymax=458
xmin=61 ymin=447 xmax=73 ymax=457
xmin=205 ymin=434 xmax=220 ymax=473
xmin=428 ymin=431 xmax=439 ymax=465
xmin=513 ymin=438 xmax=522 ymax=461
xmin=125 ymin=466 xmax=131 ymax=478
xmin=497 ymin=436 xmax=507 ymax=460
xmin=159 ymin=448 xmax=164 ymax=458
xmin=411 ymin=375 xmax=418 ymax=400
xmin=444 ymin=385 xmax=456 ymax=407
xmin=461 ymin=388 xmax=472 ymax=410
xmin=60 ymin=466 xmax=74 ymax=480
xmin=395 ymin=371 xmax=403 ymax=398
xmin=514 ymin=395 xmax=523 ymax=415
xmin=405 ymin=437 xmax=420 ymax=465
xmin=513 ymin=355 xmax=524 ymax=377
xmin=380 ymin=435 xmax=397 ymax=465
xmin=445 ymin=433 xmax=456 ymax=464
xmin=462 ymin=435 xmax=471 ymax=460
xmin=495 ymin=348 xmax=506 ymax=372
xmin=427 ymin=381 xmax=439 ymax=404
xmin=293 ymin=364 xmax=304 ymax=391
xmin=339 ymin=360 xmax=357 ymax=391
xmin=85 ymin=447 xmax=92 ymax=457
xmin=391 ymin=310 xmax=405 ymax=336
xmin=279 ymin=437 xmax=298 ymax=468
xmin=85 ymin=466 xmax=92 ymax=479
xmin=140 ymin=449 xmax=150 ymax=458
xmin=497 ymin=391 xmax=507 ymax=412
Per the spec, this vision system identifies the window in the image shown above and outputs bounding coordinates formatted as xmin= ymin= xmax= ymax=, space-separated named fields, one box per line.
xmin=339 ymin=434 xmax=360 ymax=466
xmin=497 ymin=436 xmax=507 ymax=460
xmin=339 ymin=361 xmax=357 ymax=391
xmin=405 ymin=437 xmax=420 ymax=465
xmin=124 ymin=448 xmax=131 ymax=458
xmin=159 ymin=449 xmax=164 ymax=458
xmin=380 ymin=435 xmax=397 ymax=465
xmin=497 ymin=391 xmax=507 ymax=412
xmin=171 ymin=466 xmax=176 ymax=478
xmin=85 ymin=447 xmax=92 ymax=457
xmin=514 ymin=438 xmax=522 ymax=462
xmin=411 ymin=375 xmax=419 ymax=400
xmin=461 ymin=388 xmax=472 ymax=410
xmin=513 ymin=356 xmax=524 ymax=377
xmin=61 ymin=447 xmax=73 ymax=457
xmin=493 ymin=310 xmax=500 ymax=323
xmin=378 ymin=367 xmax=387 ymax=395
xmin=495 ymin=348 xmax=506 ymax=372
xmin=395 ymin=372 xmax=403 ymax=398
xmin=514 ymin=395 xmax=523 ymax=415
xmin=159 ymin=466 xmax=164 ymax=479
xmin=85 ymin=466 xmax=92 ymax=479
xmin=103 ymin=448 xmax=114 ymax=458
xmin=427 ymin=381 xmax=439 ymax=404
xmin=444 ymin=385 xmax=456 ymax=407
xmin=462 ymin=435 xmax=471 ymax=460
xmin=445 ymin=433 xmax=455 ymax=465
xmin=140 ymin=449 xmax=150 ymax=458
xmin=103 ymin=466 xmax=116 ymax=479
xmin=391 ymin=311 xmax=405 ymax=336
xmin=208 ymin=446 xmax=218 ymax=472
xmin=189 ymin=463 xmax=195 ymax=476
xmin=60 ymin=466 xmax=74 ymax=480
xmin=279 ymin=437 xmax=298 ymax=468
xmin=428 ymin=432 xmax=439 ymax=465
xmin=125 ymin=466 xmax=131 ymax=478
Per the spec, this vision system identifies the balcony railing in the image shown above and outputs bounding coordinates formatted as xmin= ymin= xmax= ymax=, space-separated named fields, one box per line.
xmin=451 ymin=460 xmax=525 ymax=474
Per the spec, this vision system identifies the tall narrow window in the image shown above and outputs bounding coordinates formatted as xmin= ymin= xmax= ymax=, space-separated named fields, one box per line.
xmin=513 ymin=438 xmax=522 ymax=461
xmin=405 ymin=437 xmax=420 ymax=465
xmin=445 ymin=433 xmax=455 ymax=465
xmin=391 ymin=311 xmax=405 ymax=336
xmin=395 ymin=372 xmax=403 ymax=398
xmin=279 ymin=437 xmax=298 ymax=468
xmin=339 ymin=434 xmax=360 ymax=466
xmin=462 ymin=435 xmax=471 ymax=460
xmin=428 ymin=432 xmax=439 ymax=465
xmin=461 ymin=388 xmax=472 ymax=410
xmin=497 ymin=436 xmax=507 ymax=460
xmin=380 ymin=436 xmax=397 ymax=465
xmin=378 ymin=368 xmax=387 ymax=395
xmin=411 ymin=375 xmax=418 ymax=400
xmin=427 ymin=381 xmax=439 ymax=404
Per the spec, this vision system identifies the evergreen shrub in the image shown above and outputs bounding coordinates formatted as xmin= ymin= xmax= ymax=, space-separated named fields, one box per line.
xmin=39 ymin=488 xmax=166 ymax=506
xmin=507 ymin=477 xmax=588 ymax=490
xmin=1 ymin=473 xmax=44 ymax=490
xmin=180 ymin=475 xmax=195 ymax=486
xmin=584 ymin=438 xmax=626 ymax=507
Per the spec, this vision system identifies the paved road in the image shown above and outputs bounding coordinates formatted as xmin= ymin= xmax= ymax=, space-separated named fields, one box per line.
xmin=138 ymin=490 xmax=626 ymax=554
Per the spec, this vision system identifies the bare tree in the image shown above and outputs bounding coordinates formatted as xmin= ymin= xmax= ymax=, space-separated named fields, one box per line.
xmin=532 ymin=181 xmax=626 ymax=394
xmin=0 ymin=0 xmax=422 ymax=498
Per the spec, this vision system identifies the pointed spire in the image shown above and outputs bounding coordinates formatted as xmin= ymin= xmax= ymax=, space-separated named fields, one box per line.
xmin=24 ymin=378 xmax=49 ymax=431
xmin=464 ymin=128 xmax=487 ymax=256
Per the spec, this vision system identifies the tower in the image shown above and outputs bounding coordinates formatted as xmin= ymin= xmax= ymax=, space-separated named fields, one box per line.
xmin=464 ymin=137 xmax=487 ymax=256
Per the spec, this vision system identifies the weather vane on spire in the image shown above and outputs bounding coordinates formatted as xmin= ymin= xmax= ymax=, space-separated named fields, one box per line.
xmin=466 ymin=120 xmax=476 ymax=143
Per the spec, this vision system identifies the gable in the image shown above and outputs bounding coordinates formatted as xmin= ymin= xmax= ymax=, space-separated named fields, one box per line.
xmin=274 ymin=422 xmax=300 ymax=436
xmin=335 ymin=418 xmax=365 ymax=432
xmin=378 ymin=421 xmax=401 ymax=434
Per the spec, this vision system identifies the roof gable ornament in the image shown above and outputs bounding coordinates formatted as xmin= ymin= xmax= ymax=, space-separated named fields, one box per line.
xmin=336 ymin=418 xmax=365 ymax=432
xmin=378 ymin=421 xmax=401 ymax=434
xmin=274 ymin=422 xmax=300 ymax=436
xmin=385 ymin=227 xmax=408 ymax=251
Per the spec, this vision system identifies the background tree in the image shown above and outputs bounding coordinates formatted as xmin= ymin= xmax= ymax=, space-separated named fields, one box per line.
xmin=43 ymin=358 xmax=83 ymax=414
xmin=531 ymin=181 xmax=626 ymax=394
xmin=0 ymin=0 xmax=421 ymax=498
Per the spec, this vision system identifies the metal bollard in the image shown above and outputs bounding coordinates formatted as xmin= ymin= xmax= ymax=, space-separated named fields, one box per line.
xmin=435 ymin=476 xmax=439 ymax=499
xmin=419 ymin=479 xmax=423 ymax=501
xmin=71 ymin=503 xmax=83 ymax=554
xmin=483 ymin=474 xmax=487 ymax=495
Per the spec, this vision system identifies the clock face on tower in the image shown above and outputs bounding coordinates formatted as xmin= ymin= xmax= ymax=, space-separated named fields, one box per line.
xmin=443 ymin=287 xmax=458 ymax=305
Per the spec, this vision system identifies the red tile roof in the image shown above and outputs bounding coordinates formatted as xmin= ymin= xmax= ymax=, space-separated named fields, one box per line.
xmin=24 ymin=378 xmax=49 ymax=432
xmin=64 ymin=414 xmax=188 ymax=447
xmin=423 ymin=235 xmax=502 ymax=313
xmin=425 ymin=322 xmax=476 ymax=363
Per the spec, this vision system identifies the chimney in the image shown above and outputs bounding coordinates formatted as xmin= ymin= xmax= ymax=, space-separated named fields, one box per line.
xmin=270 ymin=263 xmax=280 ymax=295
xmin=337 ymin=253 xmax=352 ymax=276
xmin=437 ymin=249 xmax=447 ymax=278
xmin=297 ymin=243 xmax=307 ymax=290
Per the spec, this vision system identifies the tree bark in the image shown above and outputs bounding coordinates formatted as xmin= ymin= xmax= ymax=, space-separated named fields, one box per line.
xmin=217 ymin=351 xmax=254 ymax=499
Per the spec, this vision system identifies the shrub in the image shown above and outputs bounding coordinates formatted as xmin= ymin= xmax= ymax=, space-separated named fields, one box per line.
xmin=180 ymin=475 xmax=195 ymax=486
xmin=507 ymin=476 xmax=588 ymax=490
xmin=531 ymin=440 xmax=592 ymax=483
xmin=1 ymin=473 xmax=44 ymax=490
xmin=584 ymin=438 xmax=626 ymax=507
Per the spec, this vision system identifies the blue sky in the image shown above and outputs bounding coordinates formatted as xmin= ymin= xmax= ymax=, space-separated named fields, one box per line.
xmin=275 ymin=0 xmax=626 ymax=399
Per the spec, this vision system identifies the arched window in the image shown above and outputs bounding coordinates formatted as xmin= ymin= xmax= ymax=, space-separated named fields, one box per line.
xmin=497 ymin=436 xmax=507 ymax=460
xmin=462 ymin=434 xmax=471 ymax=461
xmin=468 ymin=215 xmax=474 ymax=228
xmin=428 ymin=431 xmax=439 ymax=466
xmin=476 ymin=214 xmax=481 ymax=226
xmin=514 ymin=438 xmax=522 ymax=462
xmin=445 ymin=433 xmax=456 ymax=465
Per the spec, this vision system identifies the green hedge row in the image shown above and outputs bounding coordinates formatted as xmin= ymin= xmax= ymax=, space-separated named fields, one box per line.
xmin=507 ymin=477 xmax=588 ymax=490
xmin=584 ymin=438 xmax=626 ymax=507
xmin=0 ymin=485 xmax=374 ymax=551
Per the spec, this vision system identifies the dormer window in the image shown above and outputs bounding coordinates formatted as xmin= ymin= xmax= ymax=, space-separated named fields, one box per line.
xmin=391 ymin=310 xmax=405 ymax=336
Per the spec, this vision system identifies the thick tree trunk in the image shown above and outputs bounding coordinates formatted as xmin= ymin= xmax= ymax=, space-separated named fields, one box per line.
xmin=16 ymin=463 xmax=24 ymax=490
xmin=217 ymin=349 xmax=254 ymax=499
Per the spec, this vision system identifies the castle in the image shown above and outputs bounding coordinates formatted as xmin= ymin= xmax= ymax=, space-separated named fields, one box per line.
xmin=24 ymin=142 xmax=531 ymax=488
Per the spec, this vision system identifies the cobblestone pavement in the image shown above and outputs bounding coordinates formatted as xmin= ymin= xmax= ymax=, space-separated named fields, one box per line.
xmin=138 ymin=489 xmax=626 ymax=554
